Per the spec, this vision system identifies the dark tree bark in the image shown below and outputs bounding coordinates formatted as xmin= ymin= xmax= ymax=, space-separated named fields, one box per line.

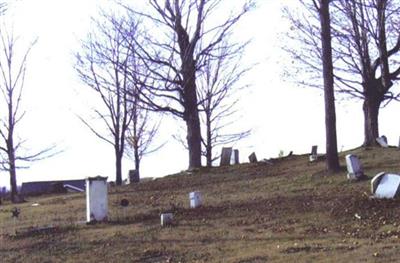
xmin=122 ymin=0 xmax=252 ymax=170
xmin=285 ymin=0 xmax=400 ymax=147
xmin=317 ymin=0 xmax=340 ymax=172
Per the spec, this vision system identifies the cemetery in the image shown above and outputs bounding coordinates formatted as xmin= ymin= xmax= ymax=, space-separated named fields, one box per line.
xmin=1 ymin=146 xmax=400 ymax=262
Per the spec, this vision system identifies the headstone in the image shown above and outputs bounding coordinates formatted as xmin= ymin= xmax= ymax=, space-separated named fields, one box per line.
xmin=233 ymin=149 xmax=240 ymax=164
xmin=345 ymin=154 xmax=364 ymax=180
xmin=189 ymin=191 xmax=202 ymax=208
xmin=376 ymin=136 xmax=388 ymax=148
xmin=398 ymin=136 xmax=400 ymax=148
xmin=220 ymin=147 xmax=233 ymax=166
xmin=86 ymin=176 xmax=108 ymax=223
xmin=161 ymin=213 xmax=173 ymax=226
xmin=371 ymin=172 xmax=400 ymax=198
xmin=309 ymin=145 xmax=318 ymax=162
xmin=128 ymin=170 xmax=139 ymax=184
xmin=248 ymin=152 xmax=257 ymax=163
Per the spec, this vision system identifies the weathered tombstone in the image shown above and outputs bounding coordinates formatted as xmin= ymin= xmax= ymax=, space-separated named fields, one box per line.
xmin=160 ymin=213 xmax=173 ymax=226
xmin=220 ymin=147 xmax=233 ymax=166
xmin=371 ymin=172 xmax=400 ymax=198
xmin=128 ymin=170 xmax=139 ymax=184
xmin=248 ymin=152 xmax=257 ymax=163
xmin=345 ymin=154 xmax=364 ymax=180
xmin=398 ymin=136 xmax=400 ymax=148
xmin=233 ymin=149 xmax=240 ymax=164
xmin=309 ymin=145 xmax=318 ymax=162
xmin=189 ymin=191 xmax=202 ymax=208
xmin=86 ymin=176 xmax=108 ymax=223
xmin=376 ymin=136 xmax=388 ymax=148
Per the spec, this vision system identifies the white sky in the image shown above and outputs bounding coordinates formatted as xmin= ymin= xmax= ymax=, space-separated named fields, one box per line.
xmin=1 ymin=0 xmax=400 ymax=188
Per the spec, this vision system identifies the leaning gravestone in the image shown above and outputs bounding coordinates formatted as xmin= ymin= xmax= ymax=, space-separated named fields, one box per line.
xmin=309 ymin=145 xmax=318 ymax=162
xmin=376 ymin=136 xmax=388 ymax=148
xmin=345 ymin=154 xmax=364 ymax=180
xmin=128 ymin=170 xmax=139 ymax=184
xmin=248 ymin=152 xmax=257 ymax=163
xmin=371 ymin=172 xmax=400 ymax=198
xmin=220 ymin=147 xmax=233 ymax=166
xmin=86 ymin=176 xmax=108 ymax=223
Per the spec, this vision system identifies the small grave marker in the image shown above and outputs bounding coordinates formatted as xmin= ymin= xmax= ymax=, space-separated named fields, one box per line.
xmin=160 ymin=213 xmax=173 ymax=226
xmin=189 ymin=191 xmax=202 ymax=208
xmin=376 ymin=136 xmax=388 ymax=148
xmin=248 ymin=152 xmax=257 ymax=163
xmin=86 ymin=176 xmax=108 ymax=223
xmin=345 ymin=154 xmax=364 ymax=180
xmin=220 ymin=147 xmax=233 ymax=166
xmin=309 ymin=145 xmax=318 ymax=162
xmin=371 ymin=172 xmax=400 ymax=198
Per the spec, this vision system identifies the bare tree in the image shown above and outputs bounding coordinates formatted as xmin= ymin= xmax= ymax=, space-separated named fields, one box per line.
xmin=285 ymin=0 xmax=400 ymax=146
xmin=312 ymin=0 xmax=340 ymax=172
xmin=0 ymin=29 xmax=54 ymax=202
xmin=126 ymin=72 xmax=163 ymax=178
xmin=75 ymin=14 xmax=136 ymax=185
xmin=122 ymin=0 xmax=253 ymax=169
xmin=197 ymin=41 xmax=250 ymax=167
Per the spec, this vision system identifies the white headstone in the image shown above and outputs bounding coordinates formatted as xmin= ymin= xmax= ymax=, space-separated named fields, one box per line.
xmin=160 ymin=213 xmax=173 ymax=226
xmin=345 ymin=154 xmax=364 ymax=180
xmin=189 ymin=191 xmax=202 ymax=208
xmin=372 ymin=173 xmax=400 ymax=198
xmin=86 ymin=176 xmax=108 ymax=223
xmin=376 ymin=136 xmax=388 ymax=148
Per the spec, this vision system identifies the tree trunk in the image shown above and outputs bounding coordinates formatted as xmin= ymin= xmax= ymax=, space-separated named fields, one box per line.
xmin=205 ymin=113 xmax=212 ymax=167
xmin=115 ymin=148 xmax=122 ymax=185
xmin=182 ymin=57 xmax=202 ymax=169
xmin=134 ymin=145 xmax=140 ymax=179
xmin=363 ymin=97 xmax=380 ymax=146
xmin=9 ymin=159 xmax=17 ymax=203
xmin=185 ymin=111 xmax=202 ymax=169
xmin=319 ymin=0 xmax=340 ymax=172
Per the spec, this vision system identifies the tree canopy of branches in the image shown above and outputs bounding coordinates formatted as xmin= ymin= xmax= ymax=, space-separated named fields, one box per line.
xmin=286 ymin=0 xmax=400 ymax=146
xmin=197 ymin=41 xmax=250 ymax=167
xmin=76 ymin=12 xmax=161 ymax=184
xmin=122 ymin=0 xmax=253 ymax=169
xmin=0 ymin=28 xmax=54 ymax=202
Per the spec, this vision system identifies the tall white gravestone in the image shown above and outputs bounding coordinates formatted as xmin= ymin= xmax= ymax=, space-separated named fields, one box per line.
xmin=345 ymin=154 xmax=364 ymax=180
xmin=86 ymin=176 xmax=108 ymax=223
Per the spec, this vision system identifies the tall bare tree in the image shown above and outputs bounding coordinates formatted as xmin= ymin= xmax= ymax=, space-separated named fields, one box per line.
xmin=285 ymin=0 xmax=400 ymax=146
xmin=0 ymin=29 xmax=54 ymax=202
xmin=123 ymin=0 xmax=253 ymax=169
xmin=313 ymin=0 xmax=340 ymax=172
xmin=76 ymin=14 xmax=135 ymax=185
xmin=197 ymin=41 xmax=250 ymax=167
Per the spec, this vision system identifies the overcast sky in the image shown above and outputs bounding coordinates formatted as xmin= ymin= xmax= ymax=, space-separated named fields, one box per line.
xmin=0 ymin=0 xmax=400 ymax=188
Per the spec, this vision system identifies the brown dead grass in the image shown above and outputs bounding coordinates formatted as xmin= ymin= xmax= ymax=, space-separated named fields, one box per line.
xmin=1 ymin=146 xmax=400 ymax=262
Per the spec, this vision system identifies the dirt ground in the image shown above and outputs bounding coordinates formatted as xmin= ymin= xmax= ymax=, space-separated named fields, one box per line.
xmin=1 ymin=147 xmax=400 ymax=262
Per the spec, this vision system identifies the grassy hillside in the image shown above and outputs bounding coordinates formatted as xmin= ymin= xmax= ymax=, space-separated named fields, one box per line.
xmin=1 ymin=147 xmax=400 ymax=262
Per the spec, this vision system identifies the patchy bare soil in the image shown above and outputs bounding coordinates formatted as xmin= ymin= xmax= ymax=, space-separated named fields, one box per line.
xmin=1 ymin=147 xmax=400 ymax=262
